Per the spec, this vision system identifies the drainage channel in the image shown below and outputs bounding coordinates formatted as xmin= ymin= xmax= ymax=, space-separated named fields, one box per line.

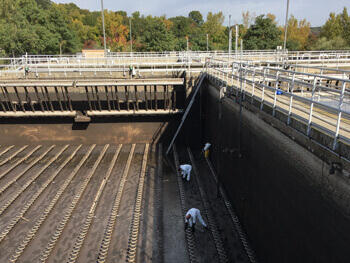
xmin=97 ymin=144 xmax=136 ymax=262
xmin=67 ymin=145 xmax=122 ymax=263
xmin=155 ymin=144 xmax=164 ymax=263
xmin=38 ymin=145 xmax=108 ymax=262
xmin=172 ymin=144 xmax=198 ymax=263
xmin=187 ymin=148 xmax=228 ymax=263
xmin=125 ymin=143 xmax=149 ymax=262
xmin=205 ymin=157 xmax=259 ymax=263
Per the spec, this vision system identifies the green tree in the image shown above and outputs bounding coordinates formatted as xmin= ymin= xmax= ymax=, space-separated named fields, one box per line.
xmin=312 ymin=36 xmax=349 ymax=50
xmin=317 ymin=7 xmax=350 ymax=49
xmin=320 ymin=12 xmax=343 ymax=39
xmin=116 ymin=10 xmax=129 ymax=27
xmin=188 ymin=11 xmax=203 ymax=26
xmin=34 ymin=0 xmax=50 ymax=9
xmin=96 ymin=11 xmax=129 ymax=51
xmin=0 ymin=0 xmax=80 ymax=55
xmin=140 ymin=16 xmax=175 ymax=51
xmin=281 ymin=15 xmax=311 ymax=50
xmin=203 ymin=12 xmax=227 ymax=49
xmin=243 ymin=15 xmax=283 ymax=50
xmin=242 ymin=11 xmax=256 ymax=37
xmin=169 ymin=16 xmax=192 ymax=38
xmin=82 ymin=11 xmax=100 ymax=27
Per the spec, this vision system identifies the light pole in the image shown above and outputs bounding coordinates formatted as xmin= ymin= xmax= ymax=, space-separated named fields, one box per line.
xmin=186 ymin=36 xmax=189 ymax=53
xmin=283 ymin=0 xmax=290 ymax=56
xmin=229 ymin=15 xmax=232 ymax=62
xmin=129 ymin=17 xmax=132 ymax=55
xmin=100 ymin=0 xmax=107 ymax=56
xmin=235 ymin=24 xmax=239 ymax=59
xmin=206 ymin=34 xmax=209 ymax=52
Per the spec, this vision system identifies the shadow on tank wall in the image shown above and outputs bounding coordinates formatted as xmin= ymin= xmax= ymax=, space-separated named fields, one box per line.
xmin=183 ymin=80 xmax=350 ymax=263
xmin=0 ymin=114 xmax=184 ymax=147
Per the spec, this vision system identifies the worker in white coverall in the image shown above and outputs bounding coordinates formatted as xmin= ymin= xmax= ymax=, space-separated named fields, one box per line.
xmin=185 ymin=208 xmax=207 ymax=232
xmin=178 ymin=164 xmax=192 ymax=181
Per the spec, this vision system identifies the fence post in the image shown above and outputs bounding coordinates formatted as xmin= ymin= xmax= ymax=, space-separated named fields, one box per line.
xmin=333 ymin=80 xmax=346 ymax=151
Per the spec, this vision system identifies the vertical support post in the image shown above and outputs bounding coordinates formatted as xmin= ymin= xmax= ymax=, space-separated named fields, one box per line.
xmin=287 ymin=73 xmax=295 ymax=125
xmin=101 ymin=0 xmax=107 ymax=56
xmin=14 ymin=87 xmax=25 ymax=112
xmin=144 ymin=85 xmax=148 ymax=111
xmin=34 ymin=86 xmax=44 ymax=112
xmin=135 ymin=85 xmax=139 ymax=111
xmin=85 ymin=86 xmax=92 ymax=111
xmin=154 ymin=85 xmax=158 ymax=111
xmin=217 ymin=98 xmax=223 ymax=198
xmin=283 ymin=0 xmax=290 ymax=58
xmin=272 ymin=71 xmax=280 ymax=117
xmin=333 ymin=81 xmax=346 ymax=151
xmin=260 ymin=68 xmax=267 ymax=110
xmin=110 ymin=86 xmax=116 ymax=110
xmin=307 ymin=76 xmax=318 ymax=136
xmin=243 ymin=68 xmax=247 ymax=101
xmin=44 ymin=87 xmax=54 ymax=112
xmin=125 ymin=86 xmax=129 ymax=111
xmin=228 ymin=15 xmax=231 ymax=63
xmin=3 ymin=87 xmax=15 ymax=112
xmin=129 ymin=17 xmax=132 ymax=55
xmin=63 ymin=87 xmax=72 ymax=111
xmin=206 ymin=34 xmax=209 ymax=51
xmin=251 ymin=68 xmax=256 ymax=104
xmin=235 ymin=24 xmax=239 ymax=60
xmin=40 ymin=87 xmax=49 ymax=110
xmin=105 ymin=86 xmax=111 ymax=111
xmin=115 ymin=86 xmax=120 ymax=111
xmin=25 ymin=87 xmax=35 ymax=112
xmin=172 ymin=85 xmax=176 ymax=111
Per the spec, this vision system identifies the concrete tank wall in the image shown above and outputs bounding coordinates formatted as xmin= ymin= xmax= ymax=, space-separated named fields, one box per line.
xmin=197 ymin=81 xmax=350 ymax=263
xmin=0 ymin=116 xmax=180 ymax=146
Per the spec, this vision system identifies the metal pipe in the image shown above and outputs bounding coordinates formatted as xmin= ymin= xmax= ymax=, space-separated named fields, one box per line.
xmin=130 ymin=17 xmax=132 ymax=55
xmin=86 ymin=109 xmax=183 ymax=116
xmin=101 ymin=0 xmax=107 ymax=56
xmin=283 ymin=0 xmax=290 ymax=55
xmin=235 ymin=24 xmax=239 ymax=59
xmin=206 ymin=34 xmax=209 ymax=51
xmin=229 ymin=15 xmax=232 ymax=63
xmin=0 ymin=111 xmax=76 ymax=117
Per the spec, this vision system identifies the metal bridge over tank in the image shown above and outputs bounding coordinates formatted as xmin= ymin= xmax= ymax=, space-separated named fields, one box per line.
xmin=0 ymin=79 xmax=184 ymax=120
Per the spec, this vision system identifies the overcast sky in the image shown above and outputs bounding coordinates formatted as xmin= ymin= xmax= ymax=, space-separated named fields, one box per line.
xmin=52 ymin=0 xmax=349 ymax=27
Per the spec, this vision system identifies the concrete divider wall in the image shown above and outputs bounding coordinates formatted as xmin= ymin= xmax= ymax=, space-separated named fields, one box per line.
xmin=0 ymin=116 xmax=180 ymax=146
xmin=198 ymin=81 xmax=350 ymax=262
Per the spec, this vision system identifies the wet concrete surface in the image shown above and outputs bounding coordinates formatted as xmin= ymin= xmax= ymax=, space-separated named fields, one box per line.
xmin=0 ymin=143 xmax=251 ymax=263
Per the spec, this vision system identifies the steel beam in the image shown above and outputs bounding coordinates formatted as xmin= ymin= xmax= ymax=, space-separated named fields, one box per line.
xmin=86 ymin=109 xmax=182 ymax=116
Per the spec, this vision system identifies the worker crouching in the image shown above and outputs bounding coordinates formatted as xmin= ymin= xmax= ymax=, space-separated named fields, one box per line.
xmin=184 ymin=208 xmax=208 ymax=233
xmin=178 ymin=164 xmax=192 ymax=181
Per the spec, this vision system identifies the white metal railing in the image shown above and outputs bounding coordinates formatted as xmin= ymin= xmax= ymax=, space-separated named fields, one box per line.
xmin=1 ymin=50 xmax=350 ymax=75
xmin=206 ymin=57 xmax=350 ymax=153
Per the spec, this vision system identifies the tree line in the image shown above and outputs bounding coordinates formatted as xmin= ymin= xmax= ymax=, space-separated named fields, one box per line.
xmin=0 ymin=0 xmax=349 ymax=56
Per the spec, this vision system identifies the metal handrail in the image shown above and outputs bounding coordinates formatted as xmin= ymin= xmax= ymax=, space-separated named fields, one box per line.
xmin=206 ymin=58 xmax=350 ymax=154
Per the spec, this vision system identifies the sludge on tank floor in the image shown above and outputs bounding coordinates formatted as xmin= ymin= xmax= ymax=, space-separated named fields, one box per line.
xmin=0 ymin=143 xmax=251 ymax=263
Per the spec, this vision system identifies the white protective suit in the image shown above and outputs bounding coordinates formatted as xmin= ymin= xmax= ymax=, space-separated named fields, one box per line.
xmin=179 ymin=164 xmax=192 ymax=181
xmin=185 ymin=208 xmax=207 ymax=228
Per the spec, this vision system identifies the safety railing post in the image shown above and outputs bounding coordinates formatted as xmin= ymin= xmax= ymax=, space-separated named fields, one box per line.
xmin=251 ymin=68 xmax=256 ymax=104
xmin=48 ymin=56 xmax=51 ymax=76
xmin=260 ymin=67 xmax=267 ymax=110
xmin=272 ymin=71 xmax=280 ymax=117
xmin=307 ymin=76 xmax=318 ymax=136
xmin=287 ymin=73 xmax=295 ymax=125
xmin=333 ymin=81 xmax=346 ymax=151
xmin=243 ymin=67 xmax=247 ymax=101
